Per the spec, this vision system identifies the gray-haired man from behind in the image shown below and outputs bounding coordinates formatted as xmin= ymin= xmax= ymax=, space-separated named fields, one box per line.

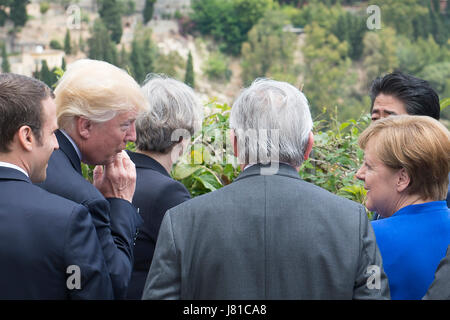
xmin=142 ymin=79 xmax=390 ymax=299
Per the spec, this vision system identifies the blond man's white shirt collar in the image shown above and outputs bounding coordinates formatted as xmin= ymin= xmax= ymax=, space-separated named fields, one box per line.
xmin=0 ymin=161 xmax=29 ymax=178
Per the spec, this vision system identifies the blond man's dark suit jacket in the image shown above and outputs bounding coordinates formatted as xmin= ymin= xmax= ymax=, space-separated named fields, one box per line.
xmin=142 ymin=163 xmax=390 ymax=299
xmin=37 ymin=130 xmax=142 ymax=299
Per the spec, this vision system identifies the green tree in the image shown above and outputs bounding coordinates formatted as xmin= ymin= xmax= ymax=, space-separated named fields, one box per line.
xmin=203 ymin=51 xmax=232 ymax=82
xmin=153 ymin=51 xmax=185 ymax=78
xmin=1 ymin=42 xmax=10 ymax=72
xmin=190 ymin=0 xmax=272 ymax=55
xmin=332 ymin=11 xmax=366 ymax=60
xmin=362 ymin=28 xmax=399 ymax=87
xmin=185 ymin=50 xmax=194 ymax=88
xmin=64 ymin=29 xmax=72 ymax=55
xmin=130 ymin=39 xmax=145 ymax=83
xmin=88 ymin=19 xmax=118 ymax=65
xmin=302 ymin=22 xmax=353 ymax=117
xmin=396 ymin=35 xmax=442 ymax=75
xmin=119 ymin=44 xmax=129 ymax=70
xmin=98 ymin=0 xmax=123 ymax=43
xmin=9 ymin=0 xmax=28 ymax=27
xmin=37 ymin=60 xmax=57 ymax=87
xmin=241 ymin=10 xmax=298 ymax=85
xmin=61 ymin=57 xmax=66 ymax=71
xmin=143 ymin=0 xmax=156 ymax=24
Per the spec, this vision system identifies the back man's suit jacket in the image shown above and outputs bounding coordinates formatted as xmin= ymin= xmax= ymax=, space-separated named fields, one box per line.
xmin=0 ymin=167 xmax=113 ymax=299
xmin=143 ymin=163 xmax=390 ymax=299
xmin=38 ymin=130 xmax=142 ymax=299
xmin=126 ymin=151 xmax=191 ymax=299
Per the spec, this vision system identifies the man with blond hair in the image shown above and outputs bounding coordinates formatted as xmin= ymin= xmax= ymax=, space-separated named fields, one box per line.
xmin=38 ymin=59 xmax=149 ymax=299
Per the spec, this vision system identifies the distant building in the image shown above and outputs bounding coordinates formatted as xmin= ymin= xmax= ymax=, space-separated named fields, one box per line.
xmin=9 ymin=47 xmax=64 ymax=77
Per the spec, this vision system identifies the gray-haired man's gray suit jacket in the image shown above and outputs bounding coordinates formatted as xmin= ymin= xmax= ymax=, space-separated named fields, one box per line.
xmin=142 ymin=163 xmax=390 ymax=299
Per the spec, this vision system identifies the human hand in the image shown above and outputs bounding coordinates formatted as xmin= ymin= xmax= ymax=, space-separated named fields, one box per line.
xmin=93 ymin=150 xmax=136 ymax=202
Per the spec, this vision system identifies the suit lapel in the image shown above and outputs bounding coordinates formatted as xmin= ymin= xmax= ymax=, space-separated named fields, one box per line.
xmin=55 ymin=129 xmax=82 ymax=175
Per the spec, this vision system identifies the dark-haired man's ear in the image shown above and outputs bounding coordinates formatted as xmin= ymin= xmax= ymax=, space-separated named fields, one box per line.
xmin=17 ymin=126 xmax=34 ymax=152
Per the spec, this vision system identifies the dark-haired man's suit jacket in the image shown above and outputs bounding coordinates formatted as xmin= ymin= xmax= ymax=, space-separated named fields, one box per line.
xmin=0 ymin=167 xmax=113 ymax=299
xmin=37 ymin=130 xmax=142 ymax=299
xmin=142 ymin=163 xmax=390 ymax=299
xmin=126 ymin=151 xmax=191 ymax=299
xmin=423 ymin=245 xmax=450 ymax=300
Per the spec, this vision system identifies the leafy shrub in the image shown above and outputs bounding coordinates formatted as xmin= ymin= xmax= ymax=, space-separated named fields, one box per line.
xmin=203 ymin=52 xmax=232 ymax=82
xmin=49 ymin=39 xmax=62 ymax=50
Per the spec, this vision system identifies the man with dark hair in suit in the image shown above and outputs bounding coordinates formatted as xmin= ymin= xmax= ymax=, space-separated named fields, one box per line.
xmin=142 ymin=79 xmax=390 ymax=300
xmin=0 ymin=73 xmax=113 ymax=299
xmin=37 ymin=59 xmax=149 ymax=299
xmin=369 ymin=71 xmax=449 ymax=214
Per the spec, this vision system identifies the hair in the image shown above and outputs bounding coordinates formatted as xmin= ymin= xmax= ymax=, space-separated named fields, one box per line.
xmin=0 ymin=73 xmax=54 ymax=153
xmin=358 ymin=115 xmax=450 ymax=201
xmin=55 ymin=59 xmax=149 ymax=130
xmin=136 ymin=74 xmax=203 ymax=153
xmin=369 ymin=71 xmax=440 ymax=120
xmin=229 ymin=78 xmax=313 ymax=167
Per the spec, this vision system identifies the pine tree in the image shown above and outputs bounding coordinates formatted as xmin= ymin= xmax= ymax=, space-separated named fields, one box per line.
xmin=143 ymin=0 xmax=156 ymax=24
xmin=88 ymin=19 xmax=118 ymax=66
xmin=98 ymin=0 xmax=123 ymax=44
xmin=61 ymin=57 xmax=66 ymax=71
xmin=142 ymin=38 xmax=154 ymax=75
xmin=1 ymin=43 xmax=10 ymax=73
xmin=64 ymin=29 xmax=72 ymax=55
xmin=185 ymin=51 xmax=194 ymax=88
xmin=119 ymin=44 xmax=129 ymax=70
xmin=130 ymin=39 xmax=145 ymax=83
xmin=39 ymin=60 xmax=57 ymax=87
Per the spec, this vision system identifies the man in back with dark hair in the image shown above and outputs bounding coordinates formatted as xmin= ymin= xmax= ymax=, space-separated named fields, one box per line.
xmin=368 ymin=71 xmax=448 ymax=209
xmin=369 ymin=71 xmax=440 ymax=121
xmin=0 ymin=73 xmax=113 ymax=299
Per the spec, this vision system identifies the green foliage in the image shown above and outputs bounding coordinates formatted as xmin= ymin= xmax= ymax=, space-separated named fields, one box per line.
xmin=88 ymin=19 xmax=118 ymax=66
xmin=9 ymin=0 xmax=28 ymax=27
xmin=35 ymin=60 xmax=58 ymax=88
xmin=1 ymin=42 xmax=10 ymax=73
xmin=362 ymin=28 xmax=399 ymax=87
xmin=185 ymin=50 xmax=195 ymax=88
xmin=331 ymin=11 xmax=366 ymax=60
xmin=241 ymin=10 xmax=299 ymax=85
xmin=203 ymin=51 xmax=232 ymax=82
xmin=190 ymin=0 xmax=272 ymax=55
xmin=61 ymin=57 xmax=66 ymax=71
xmin=98 ymin=0 xmax=123 ymax=43
xmin=287 ymin=0 xmax=343 ymax=30
xmin=40 ymin=1 xmax=50 ymax=15
xmin=64 ymin=29 xmax=72 ymax=55
xmin=302 ymin=22 xmax=354 ymax=117
xmin=172 ymin=101 xmax=241 ymax=197
xmin=153 ymin=51 xmax=185 ymax=78
xmin=49 ymin=39 xmax=62 ymax=50
xmin=143 ymin=0 xmax=156 ymax=24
